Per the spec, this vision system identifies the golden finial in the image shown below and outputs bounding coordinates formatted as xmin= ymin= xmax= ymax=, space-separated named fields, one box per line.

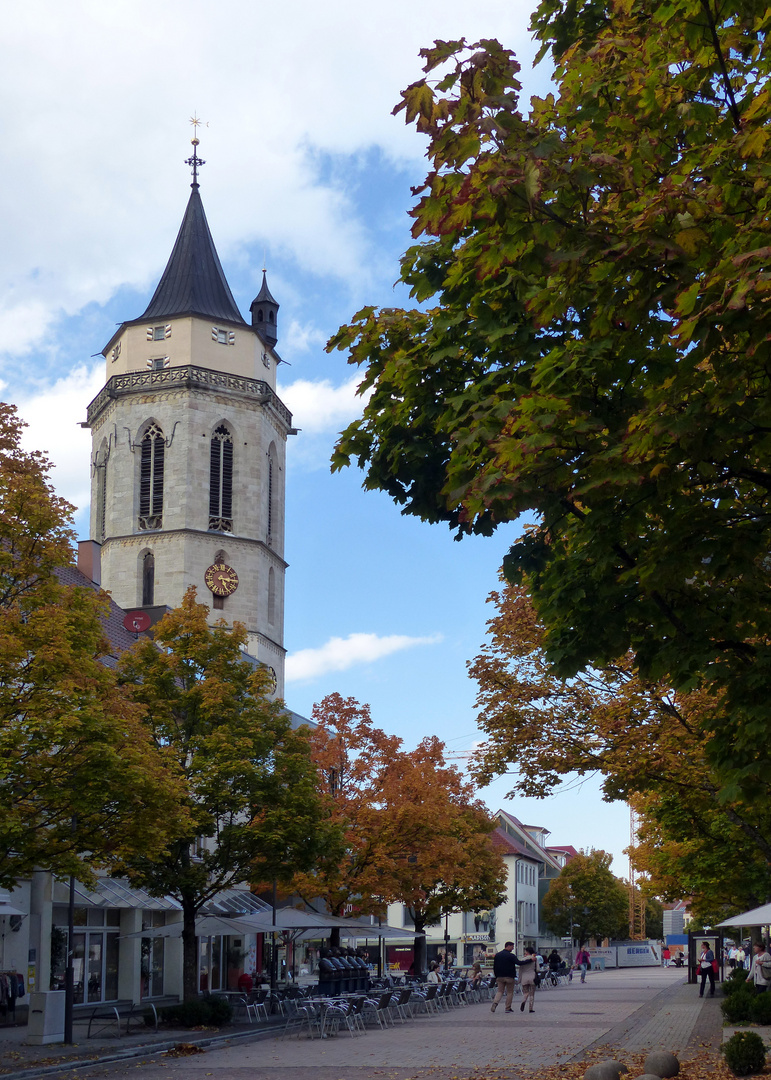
xmin=185 ymin=115 xmax=208 ymax=187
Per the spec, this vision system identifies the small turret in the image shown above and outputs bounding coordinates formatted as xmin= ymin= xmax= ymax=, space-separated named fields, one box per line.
xmin=250 ymin=270 xmax=279 ymax=345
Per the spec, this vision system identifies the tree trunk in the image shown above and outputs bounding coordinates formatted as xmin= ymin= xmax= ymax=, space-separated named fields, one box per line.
xmin=182 ymin=899 xmax=199 ymax=1002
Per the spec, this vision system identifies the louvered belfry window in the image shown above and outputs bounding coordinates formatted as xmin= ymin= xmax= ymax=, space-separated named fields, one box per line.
xmin=209 ymin=426 xmax=233 ymax=532
xmin=139 ymin=424 xmax=164 ymax=530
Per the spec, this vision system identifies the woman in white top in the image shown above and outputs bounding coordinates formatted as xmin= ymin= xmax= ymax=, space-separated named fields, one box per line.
xmin=750 ymin=942 xmax=771 ymax=992
xmin=427 ymin=962 xmax=441 ymax=984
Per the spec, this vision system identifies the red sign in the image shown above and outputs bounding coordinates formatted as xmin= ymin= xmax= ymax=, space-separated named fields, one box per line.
xmin=123 ymin=610 xmax=152 ymax=633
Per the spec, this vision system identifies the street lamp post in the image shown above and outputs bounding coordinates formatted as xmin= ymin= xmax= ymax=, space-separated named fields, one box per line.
xmin=444 ymin=911 xmax=451 ymax=977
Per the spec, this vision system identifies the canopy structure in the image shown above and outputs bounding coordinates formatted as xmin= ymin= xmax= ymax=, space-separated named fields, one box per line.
xmin=122 ymin=908 xmax=418 ymax=941
xmin=716 ymin=903 xmax=771 ymax=928
xmin=122 ymin=915 xmax=261 ymax=940
xmin=0 ymin=901 xmax=25 ymax=917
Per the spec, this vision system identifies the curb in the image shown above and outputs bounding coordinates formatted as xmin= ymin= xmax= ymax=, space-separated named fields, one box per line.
xmin=0 ymin=1021 xmax=286 ymax=1080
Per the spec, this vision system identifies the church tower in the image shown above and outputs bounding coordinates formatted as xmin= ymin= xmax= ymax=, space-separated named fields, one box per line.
xmin=84 ymin=138 xmax=293 ymax=696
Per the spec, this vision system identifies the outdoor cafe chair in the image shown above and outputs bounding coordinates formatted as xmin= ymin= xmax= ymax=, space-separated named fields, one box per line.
xmin=451 ymin=978 xmax=470 ymax=1006
xmin=324 ymin=997 xmax=366 ymax=1037
xmin=391 ymin=988 xmax=415 ymax=1023
xmin=245 ymin=989 xmax=269 ymax=1023
xmin=363 ymin=991 xmax=396 ymax=1029
xmin=419 ymin=983 xmax=441 ymax=1014
xmin=280 ymin=1004 xmax=321 ymax=1040
xmin=408 ymin=984 xmax=434 ymax=1015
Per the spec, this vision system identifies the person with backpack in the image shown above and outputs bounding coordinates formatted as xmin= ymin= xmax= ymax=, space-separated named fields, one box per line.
xmin=750 ymin=942 xmax=771 ymax=992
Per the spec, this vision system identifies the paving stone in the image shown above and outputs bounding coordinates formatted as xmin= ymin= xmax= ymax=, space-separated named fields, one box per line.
xmin=0 ymin=969 xmax=722 ymax=1080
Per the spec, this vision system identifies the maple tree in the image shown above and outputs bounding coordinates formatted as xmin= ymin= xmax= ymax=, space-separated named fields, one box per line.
xmin=377 ymin=735 xmax=507 ymax=976
xmin=469 ymin=580 xmax=771 ymax=916
xmin=288 ymin=694 xmax=400 ymax=931
xmin=116 ymin=589 xmax=332 ymax=1000
xmin=0 ymin=403 xmax=188 ymax=889
xmin=328 ymin=3 xmax=771 ymax=802
xmin=541 ymin=850 xmax=628 ymax=945
xmin=290 ymin=693 xmax=506 ymax=974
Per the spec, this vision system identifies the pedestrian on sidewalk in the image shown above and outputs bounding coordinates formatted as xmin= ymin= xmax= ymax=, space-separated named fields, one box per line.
xmin=490 ymin=941 xmax=519 ymax=1013
xmin=698 ymin=941 xmax=716 ymax=997
xmin=576 ymin=946 xmax=591 ymax=983
xmin=749 ymin=942 xmax=771 ymax=993
xmin=518 ymin=947 xmax=537 ymax=1014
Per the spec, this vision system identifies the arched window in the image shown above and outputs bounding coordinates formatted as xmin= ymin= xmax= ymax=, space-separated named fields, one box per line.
xmin=267 ymin=444 xmax=278 ymax=543
xmin=95 ymin=441 xmax=108 ymax=543
xmin=268 ymin=566 xmax=276 ymax=625
xmin=209 ymin=426 xmax=233 ymax=532
xmin=139 ymin=423 xmax=164 ymax=530
xmin=142 ymin=552 xmax=155 ymax=606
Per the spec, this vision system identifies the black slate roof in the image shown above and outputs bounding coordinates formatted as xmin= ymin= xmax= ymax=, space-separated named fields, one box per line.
xmin=253 ymin=270 xmax=278 ymax=307
xmin=140 ymin=186 xmax=247 ymax=326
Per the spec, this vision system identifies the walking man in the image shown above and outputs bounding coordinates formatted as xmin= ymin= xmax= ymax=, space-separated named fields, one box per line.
xmin=491 ymin=941 xmax=518 ymax=1013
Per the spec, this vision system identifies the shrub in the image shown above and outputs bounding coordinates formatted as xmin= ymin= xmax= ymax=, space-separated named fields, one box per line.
xmin=721 ymin=989 xmax=755 ymax=1024
xmin=158 ymin=998 xmax=233 ymax=1028
xmin=721 ymin=1031 xmax=767 ymax=1076
xmin=723 ymin=969 xmax=751 ymax=995
xmin=205 ymin=997 xmax=233 ymax=1025
xmin=750 ymin=991 xmax=771 ymax=1026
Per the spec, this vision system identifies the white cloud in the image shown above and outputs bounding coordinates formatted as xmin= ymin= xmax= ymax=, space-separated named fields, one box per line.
xmin=286 ymin=631 xmax=443 ymax=683
xmin=279 ymin=375 xmax=369 ymax=434
xmin=282 ymin=320 xmax=327 ymax=355
xmin=14 ymin=363 xmax=104 ymax=516
xmin=0 ymin=0 xmax=543 ymax=366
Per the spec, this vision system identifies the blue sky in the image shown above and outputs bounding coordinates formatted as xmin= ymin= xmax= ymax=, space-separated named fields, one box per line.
xmin=0 ymin=0 xmax=631 ymax=873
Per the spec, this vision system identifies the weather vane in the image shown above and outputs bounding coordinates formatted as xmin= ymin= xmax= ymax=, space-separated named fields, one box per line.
xmin=185 ymin=114 xmax=207 ymax=187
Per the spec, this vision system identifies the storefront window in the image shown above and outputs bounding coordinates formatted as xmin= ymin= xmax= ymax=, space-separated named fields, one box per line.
xmin=52 ymin=908 xmax=121 ymax=1003
xmin=141 ymin=912 xmax=166 ymax=999
xmin=105 ymin=932 xmax=119 ymax=1000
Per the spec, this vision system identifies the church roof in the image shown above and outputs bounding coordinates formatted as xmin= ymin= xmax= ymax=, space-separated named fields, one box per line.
xmin=139 ymin=186 xmax=247 ymax=326
xmin=253 ymin=270 xmax=278 ymax=307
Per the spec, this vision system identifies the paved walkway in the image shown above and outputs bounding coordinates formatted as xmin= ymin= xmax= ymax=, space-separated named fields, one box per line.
xmin=0 ymin=969 xmax=723 ymax=1080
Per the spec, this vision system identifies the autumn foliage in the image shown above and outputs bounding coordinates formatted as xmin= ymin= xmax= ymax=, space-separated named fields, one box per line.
xmin=469 ymin=580 xmax=771 ymax=921
xmin=0 ymin=403 xmax=188 ymax=889
xmin=117 ymin=589 xmax=332 ymax=1000
xmin=290 ymin=694 xmax=506 ymax=973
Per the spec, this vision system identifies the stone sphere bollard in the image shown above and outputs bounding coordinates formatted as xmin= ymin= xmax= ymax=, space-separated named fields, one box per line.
xmin=584 ymin=1062 xmax=629 ymax=1080
xmin=642 ymin=1051 xmax=680 ymax=1078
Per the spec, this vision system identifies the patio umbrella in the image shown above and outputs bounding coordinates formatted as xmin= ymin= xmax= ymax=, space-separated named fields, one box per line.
xmin=0 ymin=902 xmax=26 ymax=917
xmin=716 ymin=903 xmax=771 ymax=928
xmin=122 ymin=915 xmax=261 ymax=939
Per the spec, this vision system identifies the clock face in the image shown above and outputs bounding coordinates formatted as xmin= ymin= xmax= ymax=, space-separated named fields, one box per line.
xmin=204 ymin=562 xmax=239 ymax=597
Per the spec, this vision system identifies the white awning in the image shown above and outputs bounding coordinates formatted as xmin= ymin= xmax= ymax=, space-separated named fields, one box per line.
xmin=716 ymin=903 xmax=771 ymax=928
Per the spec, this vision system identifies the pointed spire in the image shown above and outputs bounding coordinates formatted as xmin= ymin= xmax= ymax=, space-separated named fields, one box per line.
xmin=250 ymin=270 xmax=279 ymax=345
xmin=140 ymin=186 xmax=246 ymax=325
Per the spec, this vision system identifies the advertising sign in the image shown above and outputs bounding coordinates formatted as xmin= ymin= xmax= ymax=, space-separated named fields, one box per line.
xmin=588 ymin=947 xmax=617 ymax=968
xmin=617 ymin=943 xmax=660 ymax=967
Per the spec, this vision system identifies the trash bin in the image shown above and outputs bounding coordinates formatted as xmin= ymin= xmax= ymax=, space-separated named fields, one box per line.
xmin=26 ymin=991 xmax=65 ymax=1045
